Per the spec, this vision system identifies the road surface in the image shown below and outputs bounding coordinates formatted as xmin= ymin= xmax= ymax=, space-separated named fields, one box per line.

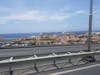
xmin=0 ymin=44 xmax=100 ymax=58
xmin=29 ymin=62 xmax=100 ymax=75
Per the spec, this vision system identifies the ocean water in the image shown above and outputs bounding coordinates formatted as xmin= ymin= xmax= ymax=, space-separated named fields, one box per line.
xmin=0 ymin=31 xmax=88 ymax=39
xmin=0 ymin=33 xmax=39 ymax=39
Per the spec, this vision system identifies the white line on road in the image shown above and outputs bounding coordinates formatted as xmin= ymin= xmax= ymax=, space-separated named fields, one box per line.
xmin=49 ymin=64 xmax=100 ymax=75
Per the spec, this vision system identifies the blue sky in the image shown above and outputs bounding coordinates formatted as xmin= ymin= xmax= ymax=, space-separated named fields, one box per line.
xmin=0 ymin=0 xmax=100 ymax=34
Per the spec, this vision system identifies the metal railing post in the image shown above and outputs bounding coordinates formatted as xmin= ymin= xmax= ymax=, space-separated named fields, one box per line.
xmin=9 ymin=70 xmax=13 ymax=75
xmin=34 ymin=62 xmax=39 ymax=72
xmin=53 ymin=58 xmax=59 ymax=69
xmin=68 ymin=58 xmax=75 ymax=66
xmin=9 ymin=64 xmax=13 ymax=75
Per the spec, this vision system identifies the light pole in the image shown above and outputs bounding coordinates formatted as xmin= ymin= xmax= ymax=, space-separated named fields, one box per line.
xmin=84 ymin=0 xmax=95 ymax=62
xmin=88 ymin=0 xmax=93 ymax=51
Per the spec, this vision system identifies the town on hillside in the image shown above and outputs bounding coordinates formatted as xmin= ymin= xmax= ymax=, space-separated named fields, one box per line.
xmin=0 ymin=32 xmax=100 ymax=48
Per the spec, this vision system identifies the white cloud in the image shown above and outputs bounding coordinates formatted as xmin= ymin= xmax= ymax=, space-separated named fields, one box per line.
xmin=6 ymin=10 xmax=45 ymax=21
xmin=0 ymin=10 xmax=72 ymax=22
xmin=49 ymin=15 xmax=71 ymax=20
xmin=0 ymin=9 xmax=88 ymax=24
xmin=75 ymin=10 xmax=87 ymax=14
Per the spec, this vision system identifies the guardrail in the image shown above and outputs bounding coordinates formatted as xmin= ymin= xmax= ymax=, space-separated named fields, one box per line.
xmin=0 ymin=50 xmax=100 ymax=75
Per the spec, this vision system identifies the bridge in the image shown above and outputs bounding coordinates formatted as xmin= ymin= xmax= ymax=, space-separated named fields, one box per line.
xmin=0 ymin=45 xmax=100 ymax=75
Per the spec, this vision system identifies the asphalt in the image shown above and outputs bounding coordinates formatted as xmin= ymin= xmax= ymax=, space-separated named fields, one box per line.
xmin=29 ymin=62 xmax=100 ymax=75
xmin=0 ymin=44 xmax=100 ymax=58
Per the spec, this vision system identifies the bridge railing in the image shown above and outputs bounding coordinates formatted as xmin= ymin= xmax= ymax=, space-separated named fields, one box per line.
xmin=0 ymin=50 xmax=100 ymax=75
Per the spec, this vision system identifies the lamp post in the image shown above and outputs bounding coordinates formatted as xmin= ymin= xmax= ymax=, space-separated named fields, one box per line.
xmin=84 ymin=0 xmax=95 ymax=62
xmin=88 ymin=0 xmax=93 ymax=51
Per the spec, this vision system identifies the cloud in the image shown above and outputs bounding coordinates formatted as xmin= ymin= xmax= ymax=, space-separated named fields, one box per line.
xmin=0 ymin=10 xmax=72 ymax=23
xmin=49 ymin=15 xmax=70 ymax=20
xmin=75 ymin=10 xmax=87 ymax=14
xmin=6 ymin=10 xmax=45 ymax=21
xmin=0 ymin=9 xmax=88 ymax=24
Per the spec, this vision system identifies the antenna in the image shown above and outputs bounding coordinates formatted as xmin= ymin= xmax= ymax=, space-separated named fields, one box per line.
xmin=88 ymin=0 xmax=93 ymax=51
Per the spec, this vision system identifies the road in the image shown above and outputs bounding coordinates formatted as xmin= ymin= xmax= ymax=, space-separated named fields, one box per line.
xmin=0 ymin=44 xmax=100 ymax=58
xmin=30 ymin=62 xmax=100 ymax=75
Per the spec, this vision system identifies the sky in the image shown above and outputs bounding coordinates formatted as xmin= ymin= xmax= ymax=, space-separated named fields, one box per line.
xmin=0 ymin=0 xmax=100 ymax=34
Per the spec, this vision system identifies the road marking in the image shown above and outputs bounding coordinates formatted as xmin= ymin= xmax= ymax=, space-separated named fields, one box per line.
xmin=49 ymin=64 xmax=100 ymax=75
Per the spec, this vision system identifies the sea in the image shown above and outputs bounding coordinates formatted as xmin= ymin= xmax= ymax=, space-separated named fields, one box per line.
xmin=0 ymin=31 xmax=99 ymax=41
xmin=0 ymin=33 xmax=40 ymax=41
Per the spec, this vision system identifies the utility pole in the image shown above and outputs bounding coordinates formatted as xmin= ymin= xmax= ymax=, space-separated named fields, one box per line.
xmin=84 ymin=0 xmax=95 ymax=62
xmin=88 ymin=0 xmax=93 ymax=51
